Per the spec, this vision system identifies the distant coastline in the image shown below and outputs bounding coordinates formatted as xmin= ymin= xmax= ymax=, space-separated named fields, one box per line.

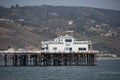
xmin=97 ymin=57 xmax=120 ymax=60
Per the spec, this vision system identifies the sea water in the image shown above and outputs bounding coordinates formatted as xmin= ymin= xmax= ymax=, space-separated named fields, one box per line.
xmin=0 ymin=60 xmax=120 ymax=80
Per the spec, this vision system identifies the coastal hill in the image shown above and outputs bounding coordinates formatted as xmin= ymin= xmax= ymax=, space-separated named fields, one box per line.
xmin=0 ymin=5 xmax=120 ymax=56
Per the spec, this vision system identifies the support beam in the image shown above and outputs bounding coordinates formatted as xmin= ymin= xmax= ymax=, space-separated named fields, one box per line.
xmin=4 ymin=54 xmax=7 ymax=66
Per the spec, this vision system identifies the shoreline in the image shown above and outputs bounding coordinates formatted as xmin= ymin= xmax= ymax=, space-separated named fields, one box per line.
xmin=97 ymin=57 xmax=120 ymax=60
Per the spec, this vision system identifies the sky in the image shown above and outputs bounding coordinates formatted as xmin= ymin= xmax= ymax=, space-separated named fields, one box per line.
xmin=0 ymin=0 xmax=120 ymax=10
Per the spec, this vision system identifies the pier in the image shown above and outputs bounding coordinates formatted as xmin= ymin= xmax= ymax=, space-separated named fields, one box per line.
xmin=0 ymin=50 xmax=98 ymax=66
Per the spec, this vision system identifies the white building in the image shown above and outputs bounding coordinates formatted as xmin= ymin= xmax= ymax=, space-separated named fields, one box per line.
xmin=41 ymin=34 xmax=92 ymax=53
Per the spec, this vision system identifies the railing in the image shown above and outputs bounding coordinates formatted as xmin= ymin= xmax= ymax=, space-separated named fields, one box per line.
xmin=73 ymin=41 xmax=91 ymax=44
xmin=0 ymin=50 xmax=41 ymax=54
xmin=42 ymin=41 xmax=63 ymax=44
xmin=0 ymin=50 xmax=99 ymax=54
xmin=38 ymin=50 xmax=99 ymax=54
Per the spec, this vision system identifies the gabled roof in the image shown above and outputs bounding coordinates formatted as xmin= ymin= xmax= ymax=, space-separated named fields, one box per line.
xmin=55 ymin=34 xmax=75 ymax=39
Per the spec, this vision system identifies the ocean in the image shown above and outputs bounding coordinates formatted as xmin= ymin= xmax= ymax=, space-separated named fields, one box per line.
xmin=0 ymin=60 xmax=120 ymax=80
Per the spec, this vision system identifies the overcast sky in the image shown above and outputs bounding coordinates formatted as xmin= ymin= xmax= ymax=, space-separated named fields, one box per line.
xmin=0 ymin=0 xmax=120 ymax=10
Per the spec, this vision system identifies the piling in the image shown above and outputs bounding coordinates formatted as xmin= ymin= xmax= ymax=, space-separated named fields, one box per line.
xmin=4 ymin=54 xmax=7 ymax=66
xmin=0 ymin=51 xmax=98 ymax=66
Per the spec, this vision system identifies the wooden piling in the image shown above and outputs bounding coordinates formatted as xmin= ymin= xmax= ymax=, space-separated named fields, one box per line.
xmin=4 ymin=54 xmax=7 ymax=66
xmin=1 ymin=51 xmax=97 ymax=66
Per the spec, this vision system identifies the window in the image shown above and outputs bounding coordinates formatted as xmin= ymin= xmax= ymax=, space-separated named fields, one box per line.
xmin=41 ymin=47 xmax=48 ymax=50
xmin=88 ymin=44 xmax=92 ymax=50
xmin=78 ymin=48 xmax=86 ymax=51
xmin=65 ymin=39 xmax=72 ymax=42
xmin=65 ymin=48 xmax=69 ymax=51
xmin=53 ymin=47 xmax=57 ymax=50
xmin=46 ymin=47 xmax=48 ymax=50
xmin=65 ymin=47 xmax=72 ymax=51
xmin=59 ymin=39 xmax=60 ymax=42
xmin=69 ymin=48 xmax=72 ymax=51
xmin=41 ymin=48 xmax=45 ymax=50
xmin=61 ymin=39 xmax=63 ymax=41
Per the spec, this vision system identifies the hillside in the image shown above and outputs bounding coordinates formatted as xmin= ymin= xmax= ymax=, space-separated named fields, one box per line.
xmin=0 ymin=5 xmax=120 ymax=56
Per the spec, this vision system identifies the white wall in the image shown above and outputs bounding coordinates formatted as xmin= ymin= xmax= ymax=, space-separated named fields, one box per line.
xmin=48 ymin=44 xmax=64 ymax=52
xmin=45 ymin=43 xmax=88 ymax=52
xmin=72 ymin=44 xmax=88 ymax=52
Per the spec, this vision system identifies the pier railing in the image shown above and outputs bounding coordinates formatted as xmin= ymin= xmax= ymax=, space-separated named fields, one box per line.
xmin=0 ymin=50 xmax=99 ymax=54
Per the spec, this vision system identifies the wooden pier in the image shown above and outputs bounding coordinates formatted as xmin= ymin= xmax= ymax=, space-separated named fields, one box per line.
xmin=0 ymin=51 xmax=98 ymax=66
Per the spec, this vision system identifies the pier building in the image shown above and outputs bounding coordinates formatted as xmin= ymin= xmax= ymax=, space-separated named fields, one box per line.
xmin=0 ymin=34 xmax=99 ymax=66
xmin=41 ymin=34 xmax=92 ymax=52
